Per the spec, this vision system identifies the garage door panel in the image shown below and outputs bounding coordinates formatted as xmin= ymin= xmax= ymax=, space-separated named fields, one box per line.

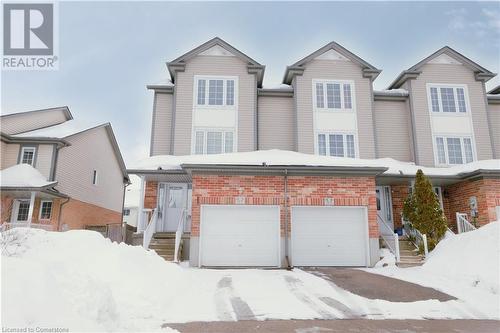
xmin=200 ymin=205 xmax=280 ymax=267
xmin=291 ymin=206 xmax=367 ymax=267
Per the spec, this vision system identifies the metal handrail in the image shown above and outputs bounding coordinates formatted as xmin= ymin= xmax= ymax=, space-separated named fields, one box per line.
xmin=142 ymin=209 xmax=158 ymax=249
xmin=174 ymin=208 xmax=187 ymax=263
xmin=456 ymin=212 xmax=476 ymax=234
xmin=402 ymin=217 xmax=429 ymax=256
xmin=377 ymin=213 xmax=400 ymax=262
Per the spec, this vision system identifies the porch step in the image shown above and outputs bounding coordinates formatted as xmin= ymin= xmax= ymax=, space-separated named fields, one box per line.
xmin=153 ymin=232 xmax=177 ymax=239
xmin=149 ymin=232 xmax=182 ymax=262
xmin=397 ymin=237 xmax=425 ymax=268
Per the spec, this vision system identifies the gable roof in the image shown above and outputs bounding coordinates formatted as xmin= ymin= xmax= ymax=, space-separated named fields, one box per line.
xmin=488 ymin=85 xmax=500 ymax=95
xmin=388 ymin=46 xmax=497 ymax=89
xmin=282 ymin=41 xmax=381 ymax=84
xmin=166 ymin=37 xmax=266 ymax=87
xmin=0 ymin=105 xmax=73 ymax=120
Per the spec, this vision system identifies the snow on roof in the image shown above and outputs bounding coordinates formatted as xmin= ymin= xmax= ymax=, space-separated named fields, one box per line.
xmin=261 ymin=84 xmax=293 ymax=91
xmin=12 ymin=120 xmax=104 ymax=139
xmin=374 ymin=89 xmax=409 ymax=96
xmin=147 ymin=79 xmax=174 ymax=87
xmin=130 ymin=150 xmax=500 ymax=177
xmin=0 ymin=164 xmax=57 ymax=188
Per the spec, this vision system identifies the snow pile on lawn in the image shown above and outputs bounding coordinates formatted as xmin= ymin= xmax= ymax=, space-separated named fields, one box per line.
xmin=424 ymin=222 xmax=499 ymax=294
xmin=0 ymin=164 xmax=57 ymax=188
xmin=367 ymin=222 xmax=499 ymax=318
xmin=129 ymin=149 xmax=500 ymax=178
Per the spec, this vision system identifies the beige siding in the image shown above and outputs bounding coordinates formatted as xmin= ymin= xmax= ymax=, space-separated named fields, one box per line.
xmin=373 ymin=100 xmax=412 ymax=162
xmin=409 ymin=63 xmax=493 ymax=166
xmin=150 ymin=92 xmax=173 ymax=156
xmin=173 ymin=55 xmax=257 ymax=155
xmin=294 ymin=59 xmax=376 ymax=158
xmin=1 ymin=109 xmax=68 ymax=135
xmin=258 ymin=95 xmax=295 ymax=150
xmin=488 ymin=104 xmax=500 ymax=158
xmin=1 ymin=142 xmax=20 ymax=169
xmin=36 ymin=144 xmax=54 ymax=180
xmin=55 ymin=127 xmax=124 ymax=212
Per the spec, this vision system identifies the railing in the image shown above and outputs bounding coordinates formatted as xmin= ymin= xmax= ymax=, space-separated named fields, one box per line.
xmin=456 ymin=212 xmax=476 ymax=234
xmin=174 ymin=208 xmax=187 ymax=263
xmin=137 ymin=209 xmax=153 ymax=233
xmin=402 ymin=217 xmax=429 ymax=256
xmin=1 ymin=222 xmax=54 ymax=232
xmin=142 ymin=209 xmax=158 ymax=249
xmin=377 ymin=213 xmax=400 ymax=262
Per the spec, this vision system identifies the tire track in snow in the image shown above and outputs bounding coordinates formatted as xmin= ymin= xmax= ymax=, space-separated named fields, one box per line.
xmin=215 ymin=276 xmax=256 ymax=321
xmin=284 ymin=275 xmax=338 ymax=319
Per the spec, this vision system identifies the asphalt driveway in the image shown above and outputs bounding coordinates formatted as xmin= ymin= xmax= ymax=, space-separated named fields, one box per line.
xmin=306 ymin=267 xmax=455 ymax=302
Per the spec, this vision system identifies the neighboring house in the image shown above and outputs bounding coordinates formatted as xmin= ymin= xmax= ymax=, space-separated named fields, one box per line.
xmin=131 ymin=37 xmax=500 ymax=268
xmin=1 ymin=106 xmax=129 ymax=231
xmin=123 ymin=175 xmax=141 ymax=227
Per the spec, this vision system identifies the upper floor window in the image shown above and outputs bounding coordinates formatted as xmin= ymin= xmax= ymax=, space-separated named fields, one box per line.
xmin=194 ymin=129 xmax=234 ymax=155
xmin=314 ymin=81 xmax=353 ymax=111
xmin=195 ymin=77 xmax=237 ymax=107
xmin=428 ymin=85 xmax=468 ymax=113
xmin=20 ymin=146 xmax=36 ymax=166
xmin=434 ymin=135 xmax=474 ymax=165
xmin=317 ymin=133 xmax=356 ymax=158
xmin=92 ymin=170 xmax=98 ymax=185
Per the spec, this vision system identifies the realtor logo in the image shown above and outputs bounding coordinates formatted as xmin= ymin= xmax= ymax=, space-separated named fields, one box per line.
xmin=2 ymin=2 xmax=58 ymax=70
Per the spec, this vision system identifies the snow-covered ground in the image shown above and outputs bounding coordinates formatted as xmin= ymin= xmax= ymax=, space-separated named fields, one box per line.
xmin=1 ymin=225 xmax=499 ymax=332
xmin=365 ymin=222 xmax=500 ymax=319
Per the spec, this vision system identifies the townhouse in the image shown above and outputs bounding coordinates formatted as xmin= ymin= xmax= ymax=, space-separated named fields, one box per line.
xmin=130 ymin=38 xmax=500 ymax=268
xmin=1 ymin=106 xmax=129 ymax=232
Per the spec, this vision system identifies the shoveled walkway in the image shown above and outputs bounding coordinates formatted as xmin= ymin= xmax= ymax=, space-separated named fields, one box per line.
xmin=306 ymin=267 xmax=455 ymax=302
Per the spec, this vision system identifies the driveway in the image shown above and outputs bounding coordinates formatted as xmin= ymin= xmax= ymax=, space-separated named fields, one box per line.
xmin=167 ymin=319 xmax=500 ymax=333
xmin=306 ymin=267 xmax=455 ymax=302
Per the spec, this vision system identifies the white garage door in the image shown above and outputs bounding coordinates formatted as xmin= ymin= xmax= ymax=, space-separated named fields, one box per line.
xmin=291 ymin=206 xmax=368 ymax=267
xmin=200 ymin=205 xmax=280 ymax=267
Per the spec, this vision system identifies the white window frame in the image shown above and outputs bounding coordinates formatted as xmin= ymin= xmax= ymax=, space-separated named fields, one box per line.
xmin=426 ymin=83 xmax=470 ymax=115
xmin=432 ymin=134 xmax=476 ymax=166
xmin=194 ymin=76 xmax=238 ymax=109
xmin=39 ymin=200 xmax=53 ymax=220
xmin=312 ymin=79 xmax=356 ymax=112
xmin=315 ymin=132 xmax=358 ymax=158
xmin=192 ymin=128 xmax=235 ymax=155
xmin=92 ymin=169 xmax=98 ymax=185
xmin=11 ymin=199 xmax=31 ymax=223
xmin=20 ymin=146 xmax=36 ymax=166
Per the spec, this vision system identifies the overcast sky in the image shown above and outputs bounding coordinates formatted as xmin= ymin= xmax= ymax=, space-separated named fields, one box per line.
xmin=2 ymin=1 xmax=499 ymax=165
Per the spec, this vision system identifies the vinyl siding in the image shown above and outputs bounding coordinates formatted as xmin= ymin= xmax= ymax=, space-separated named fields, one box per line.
xmin=409 ymin=63 xmax=493 ymax=166
xmin=173 ymin=55 xmax=257 ymax=155
xmin=150 ymin=92 xmax=173 ymax=156
xmin=0 ymin=142 xmax=20 ymax=169
xmin=294 ymin=59 xmax=376 ymax=158
xmin=1 ymin=109 xmax=68 ymax=135
xmin=488 ymin=103 xmax=500 ymax=158
xmin=36 ymin=144 xmax=54 ymax=180
xmin=258 ymin=95 xmax=294 ymax=150
xmin=373 ymin=100 xmax=412 ymax=162
xmin=55 ymin=127 xmax=124 ymax=212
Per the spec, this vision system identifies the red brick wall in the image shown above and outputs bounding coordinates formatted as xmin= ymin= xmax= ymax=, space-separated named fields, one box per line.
xmin=444 ymin=178 xmax=500 ymax=226
xmin=389 ymin=184 xmax=409 ymax=228
xmin=59 ymin=198 xmax=121 ymax=230
xmin=144 ymin=181 xmax=158 ymax=209
xmin=191 ymin=174 xmax=378 ymax=238
xmin=0 ymin=195 xmax=61 ymax=230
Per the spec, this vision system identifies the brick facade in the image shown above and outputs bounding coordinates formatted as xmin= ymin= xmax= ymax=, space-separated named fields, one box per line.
xmin=190 ymin=174 xmax=378 ymax=238
xmin=59 ymin=198 xmax=122 ymax=230
xmin=0 ymin=195 xmax=61 ymax=229
xmin=389 ymin=184 xmax=410 ymax=229
xmin=144 ymin=181 xmax=158 ymax=209
xmin=444 ymin=178 xmax=500 ymax=227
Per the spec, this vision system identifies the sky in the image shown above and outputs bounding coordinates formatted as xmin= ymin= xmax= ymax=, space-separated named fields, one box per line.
xmin=2 ymin=1 xmax=500 ymax=165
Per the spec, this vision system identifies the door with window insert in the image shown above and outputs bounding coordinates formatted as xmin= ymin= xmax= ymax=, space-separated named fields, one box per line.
xmin=157 ymin=183 xmax=187 ymax=232
xmin=376 ymin=186 xmax=394 ymax=232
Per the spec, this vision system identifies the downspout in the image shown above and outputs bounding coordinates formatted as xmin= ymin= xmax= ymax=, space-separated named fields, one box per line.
xmin=284 ymin=168 xmax=291 ymax=269
xmin=57 ymin=197 xmax=70 ymax=231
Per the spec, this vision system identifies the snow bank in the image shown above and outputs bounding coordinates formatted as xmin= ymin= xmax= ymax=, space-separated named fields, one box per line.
xmin=129 ymin=149 xmax=500 ymax=178
xmin=1 ymin=229 xmax=184 ymax=332
xmin=0 ymin=164 xmax=57 ymax=188
xmin=424 ymin=222 xmax=499 ymax=294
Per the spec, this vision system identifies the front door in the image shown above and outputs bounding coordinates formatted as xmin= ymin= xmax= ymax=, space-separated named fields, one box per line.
xmin=376 ymin=186 xmax=394 ymax=232
xmin=157 ymin=183 xmax=187 ymax=232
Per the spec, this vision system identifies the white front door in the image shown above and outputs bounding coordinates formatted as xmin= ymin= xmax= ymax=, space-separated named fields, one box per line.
xmin=376 ymin=186 xmax=394 ymax=232
xmin=200 ymin=205 xmax=280 ymax=267
xmin=291 ymin=206 xmax=369 ymax=267
xmin=157 ymin=183 xmax=187 ymax=232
